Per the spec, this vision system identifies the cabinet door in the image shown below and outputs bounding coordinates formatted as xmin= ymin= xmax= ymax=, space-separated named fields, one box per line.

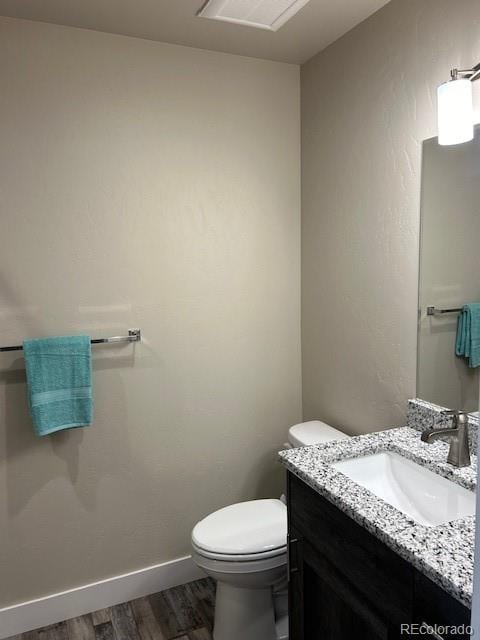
xmin=288 ymin=472 xmax=413 ymax=627
xmin=414 ymin=573 xmax=471 ymax=640
xmin=298 ymin=538 xmax=394 ymax=640
xmin=288 ymin=531 xmax=304 ymax=640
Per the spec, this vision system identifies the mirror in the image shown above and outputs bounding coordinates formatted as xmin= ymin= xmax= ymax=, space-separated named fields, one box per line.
xmin=417 ymin=126 xmax=480 ymax=411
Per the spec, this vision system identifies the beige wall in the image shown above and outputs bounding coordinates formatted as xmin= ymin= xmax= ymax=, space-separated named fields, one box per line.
xmin=301 ymin=0 xmax=480 ymax=434
xmin=0 ymin=17 xmax=301 ymax=606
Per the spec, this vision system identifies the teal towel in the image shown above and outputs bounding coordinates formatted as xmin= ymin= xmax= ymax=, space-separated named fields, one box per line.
xmin=456 ymin=304 xmax=480 ymax=368
xmin=23 ymin=335 xmax=93 ymax=436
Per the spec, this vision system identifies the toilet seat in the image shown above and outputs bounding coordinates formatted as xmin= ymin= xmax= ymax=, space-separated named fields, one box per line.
xmin=192 ymin=546 xmax=287 ymax=575
xmin=192 ymin=540 xmax=287 ymax=562
xmin=192 ymin=499 xmax=287 ymax=559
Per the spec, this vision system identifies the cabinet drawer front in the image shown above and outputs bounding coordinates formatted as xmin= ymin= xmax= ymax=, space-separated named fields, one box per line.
xmin=288 ymin=472 xmax=413 ymax=624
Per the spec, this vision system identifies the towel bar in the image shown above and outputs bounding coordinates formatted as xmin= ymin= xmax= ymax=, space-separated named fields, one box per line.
xmin=0 ymin=329 xmax=141 ymax=353
xmin=426 ymin=306 xmax=462 ymax=316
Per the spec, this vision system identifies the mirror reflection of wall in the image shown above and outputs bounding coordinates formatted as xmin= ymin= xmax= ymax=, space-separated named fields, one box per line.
xmin=417 ymin=126 xmax=480 ymax=412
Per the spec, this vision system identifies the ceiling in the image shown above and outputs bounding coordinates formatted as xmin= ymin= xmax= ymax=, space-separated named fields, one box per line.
xmin=0 ymin=0 xmax=390 ymax=64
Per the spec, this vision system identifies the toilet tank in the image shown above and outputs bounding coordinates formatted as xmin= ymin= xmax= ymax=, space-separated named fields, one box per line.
xmin=288 ymin=420 xmax=349 ymax=448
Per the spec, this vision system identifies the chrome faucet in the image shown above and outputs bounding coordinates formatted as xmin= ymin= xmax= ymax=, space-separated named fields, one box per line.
xmin=421 ymin=410 xmax=471 ymax=468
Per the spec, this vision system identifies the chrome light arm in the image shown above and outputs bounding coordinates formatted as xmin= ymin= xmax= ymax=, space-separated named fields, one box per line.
xmin=451 ymin=61 xmax=480 ymax=82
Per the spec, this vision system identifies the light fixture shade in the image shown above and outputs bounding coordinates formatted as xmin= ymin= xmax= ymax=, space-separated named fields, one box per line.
xmin=437 ymin=78 xmax=474 ymax=146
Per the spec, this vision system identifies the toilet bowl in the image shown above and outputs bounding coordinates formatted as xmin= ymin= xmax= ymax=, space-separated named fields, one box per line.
xmin=192 ymin=499 xmax=287 ymax=640
xmin=191 ymin=420 xmax=348 ymax=640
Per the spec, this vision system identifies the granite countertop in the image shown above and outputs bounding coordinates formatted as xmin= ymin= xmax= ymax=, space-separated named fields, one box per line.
xmin=279 ymin=426 xmax=477 ymax=608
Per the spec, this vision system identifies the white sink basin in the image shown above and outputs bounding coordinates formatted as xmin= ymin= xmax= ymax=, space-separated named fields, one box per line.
xmin=331 ymin=451 xmax=475 ymax=526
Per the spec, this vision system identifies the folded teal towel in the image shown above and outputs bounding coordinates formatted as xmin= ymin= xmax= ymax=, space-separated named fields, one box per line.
xmin=456 ymin=304 xmax=480 ymax=368
xmin=23 ymin=335 xmax=93 ymax=436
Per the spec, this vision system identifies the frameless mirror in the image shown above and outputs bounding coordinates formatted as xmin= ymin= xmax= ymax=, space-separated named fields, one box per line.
xmin=417 ymin=126 xmax=480 ymax=412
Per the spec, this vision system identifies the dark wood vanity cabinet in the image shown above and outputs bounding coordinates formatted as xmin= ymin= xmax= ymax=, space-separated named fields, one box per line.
xmin=287 ymin=472 xmax=471 ymax=640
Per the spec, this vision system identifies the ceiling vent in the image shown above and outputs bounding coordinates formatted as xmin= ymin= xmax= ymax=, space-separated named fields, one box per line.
xmin=197 ymin=0 xmax=311 ymax=32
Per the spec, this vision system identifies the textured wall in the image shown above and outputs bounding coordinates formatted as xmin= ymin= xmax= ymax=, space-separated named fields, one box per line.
xmin=301 ymin=0 xmax=480 ymax=434
xmin=0 ymin=17 xmax=301 ymax=606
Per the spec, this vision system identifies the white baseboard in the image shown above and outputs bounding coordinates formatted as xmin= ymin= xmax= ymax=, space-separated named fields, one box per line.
xmin=0 ymin=555 xmax=205 ymax=639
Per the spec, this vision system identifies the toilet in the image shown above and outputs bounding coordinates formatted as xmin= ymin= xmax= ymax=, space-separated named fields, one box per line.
xmin=191 ymin=420 xmax=349 ymax=640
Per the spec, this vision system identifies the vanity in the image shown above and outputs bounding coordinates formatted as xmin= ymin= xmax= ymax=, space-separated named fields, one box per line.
xmin=280 ymin=405 xmax=477 ymax=640
xmin=278 ymin=125 xmax=480 ymax=639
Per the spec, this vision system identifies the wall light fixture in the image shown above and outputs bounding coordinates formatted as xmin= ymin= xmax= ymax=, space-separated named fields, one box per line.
xmin=438 ymin=63 xmax=480 ymax=145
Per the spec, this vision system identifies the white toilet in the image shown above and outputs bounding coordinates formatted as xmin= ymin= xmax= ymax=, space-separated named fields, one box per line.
xmin=191 ymin=420 xmax=349 ymax=640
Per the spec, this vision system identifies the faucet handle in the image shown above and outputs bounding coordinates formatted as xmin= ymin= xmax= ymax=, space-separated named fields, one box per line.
xmin=440 ymin=409 xmax=470 ymax=428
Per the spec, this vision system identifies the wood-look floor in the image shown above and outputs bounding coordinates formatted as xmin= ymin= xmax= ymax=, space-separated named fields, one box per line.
xmin=7 ymin=578 xmax=216 ymax=640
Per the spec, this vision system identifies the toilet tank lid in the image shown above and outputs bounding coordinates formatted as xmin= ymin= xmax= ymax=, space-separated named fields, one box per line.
xmin=288 ymin=420 xmax=348 ymax=447
xmin=192 ymin=499 xmax=287 ymax=556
